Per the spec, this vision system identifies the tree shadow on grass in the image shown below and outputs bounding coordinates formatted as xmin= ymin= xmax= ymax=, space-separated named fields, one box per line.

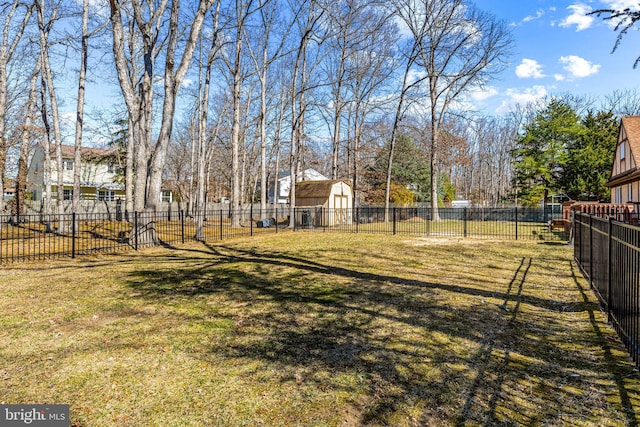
xmin=123 ymin=241 xmax=640 ymax=425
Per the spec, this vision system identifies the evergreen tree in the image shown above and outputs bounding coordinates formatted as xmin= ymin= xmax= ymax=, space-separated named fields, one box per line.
xmin=511 ymin=98 xmax=583 ymax=207
xmin=563 ymin=111 xmax=618 ymax=201
xmin=365 ymin=133 xmax=430 ymax=203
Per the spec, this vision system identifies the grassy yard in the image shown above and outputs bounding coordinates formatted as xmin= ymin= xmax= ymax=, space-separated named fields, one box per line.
xmin=1 ymin=234 xmax=638 ymax=426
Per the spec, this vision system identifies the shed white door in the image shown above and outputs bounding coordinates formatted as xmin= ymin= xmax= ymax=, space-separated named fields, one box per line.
xmin=334 ymin=195 xmax=348 ymax=225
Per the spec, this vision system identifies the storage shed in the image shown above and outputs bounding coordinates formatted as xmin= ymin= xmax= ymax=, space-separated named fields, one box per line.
xmin=295 ymin=180 xmax=353 ymax=227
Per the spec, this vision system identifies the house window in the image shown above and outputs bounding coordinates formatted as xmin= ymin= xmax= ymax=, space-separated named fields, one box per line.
xmin=63 ymin=189 xmax=73 ymax=201
xmin=63 ymin=160 xmax=74 ymax=171
xmin=161 ymin=190 xmax=172 ymax=203
xmin=616 ymin=187 xmax=623 ymax=204
xmin=108 ymin=163 xmax=115 ymax=173
xmin=629 ymin=184 xmax=634 ymax=203
xmin=97 ymin=190 xmax=114 ymax=202
xmin=621 ymin=143 xmax=626 ymax=160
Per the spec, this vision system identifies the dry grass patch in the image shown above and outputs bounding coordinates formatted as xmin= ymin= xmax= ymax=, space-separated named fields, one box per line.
xmin=1 ymin=233 xmax=639 ymax=426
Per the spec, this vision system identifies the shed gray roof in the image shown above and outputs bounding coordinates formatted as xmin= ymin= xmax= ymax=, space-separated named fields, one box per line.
xmin=296 ymin=180 xmax=351 ymax=198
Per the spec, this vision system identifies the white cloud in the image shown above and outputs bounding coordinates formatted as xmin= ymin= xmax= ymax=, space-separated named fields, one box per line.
xmin=523 ymin=9 xmax=545 ymax=23
xmin=559 ymin=4 xmax=594 ymax=31
xmin=558 ymin=55 xmax=600 ymax=78
xmin=601 ymin=0 xmax=640 ymax=10
xmin=496 ymin=85 xmax=548 ymax=114
xmin=392 ymin=15 xmax=414 ymax=40
xmin=598 ymin=0 xmax=640 ymax=27
xmin=407 ymin=69 xmax=427 ymax=85
xmin=515 ymin=59 xmax=546 ymax=79
xmin=181 ymin=78 xmax=194 ymax=88
xmin=469 ymin=86 xmax=499 ymax=101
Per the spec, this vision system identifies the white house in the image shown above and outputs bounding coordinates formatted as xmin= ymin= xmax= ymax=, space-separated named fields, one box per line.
xmin=271 ymin=168 xmax=328 ymax=204
xmin=27 ymin=144 xmax=124 ymax=202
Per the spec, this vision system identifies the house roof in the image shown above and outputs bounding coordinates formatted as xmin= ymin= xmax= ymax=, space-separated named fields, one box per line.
xmin=296 ymin=180 xmax=351 ymax=198
xmin=278 ymin=168 xmax=328 ymax=182
xmin=607 ymin=116 xmax=640 ymax=187
xmin=622 ymin=116 xmax=640 ymax=164
xmin=47 ymin=144 xmax=116 ymax=160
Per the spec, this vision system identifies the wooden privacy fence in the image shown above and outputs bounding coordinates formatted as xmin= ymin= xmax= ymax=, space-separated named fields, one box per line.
xmin=574 ymin=212 xmax=640 ymax=367
xmin=0 ymin=206 xmax=567 ymax=263
xmin=568 ymin=202 xmax=638 ymax=224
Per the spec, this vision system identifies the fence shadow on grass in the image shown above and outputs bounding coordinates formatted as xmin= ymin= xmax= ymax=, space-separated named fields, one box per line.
xmin=123 ymin=241 xmax=638 ymax=425
xmin=569 ymin=261 xmax=639 ymax=427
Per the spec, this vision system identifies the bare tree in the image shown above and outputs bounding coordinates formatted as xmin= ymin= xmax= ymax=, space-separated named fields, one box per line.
xmin=194 ymin=1 xmax=222 ymax=238
xmin=244 ymin=0 xmax=291 ymax=217
xmin=0 ymin=0 xmax=34 ymax=213
xmin=71 ymin=0 xmax=108 ymax=214
xmin=14 ymin=59 xmax=41 ymax=221
xmin=286 ymin=0 xmax=326 ymax=227
xmin=381 ymin=21 xmax=425 ymax=221
xmin=604 ymin=89 xmax=640 ymax=117
xmin=218 ymin=0 xmax=256 ymax=226
xmin=36 ymin=0 xmax=67 ymax=225
xmin=343 ymin=4 xmax=397 ymax=207
xmin=109 ymin=0 xmax=215 ymax=241
xmin=591 ymin=6 xmax=640 ymax=68
xmin=392 ymin=0 xmax=512 ymax=220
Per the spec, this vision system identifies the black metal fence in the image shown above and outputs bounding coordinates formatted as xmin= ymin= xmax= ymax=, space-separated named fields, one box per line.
xmin=1 ymin=206 xmax=566 ymax=263
xmin=574 ymin=212 xmax=640 ymax=367
xmin=295 ymin=206 xmax=565 ymax=239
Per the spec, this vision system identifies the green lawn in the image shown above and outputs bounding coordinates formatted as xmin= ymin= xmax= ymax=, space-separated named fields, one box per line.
xmin=0 ymin=234 xmax=638 ymax=426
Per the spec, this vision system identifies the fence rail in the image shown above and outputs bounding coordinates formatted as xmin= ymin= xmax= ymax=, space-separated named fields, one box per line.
xmin=0 ymin=207 xmax=566 ymax=264
xmin=574 ymin=212 xmax=640 ymax=367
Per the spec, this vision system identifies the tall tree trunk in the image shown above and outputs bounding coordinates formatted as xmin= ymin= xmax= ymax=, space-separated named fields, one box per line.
xmin=0 ymin=1 xmax=33 ymax=214
xmin=37 ymin=0 xmax=65 ymax=229
xmin=72 ymin=0 xmax=90 ymax=215
xmin=14 ymin=60 xmax=41 ymax=221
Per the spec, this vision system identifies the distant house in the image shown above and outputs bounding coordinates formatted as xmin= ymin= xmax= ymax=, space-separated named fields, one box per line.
xmin=3 ymin=178 xmax=15 ymax=201
xmin=606 ymin=116 xmax=640 ymax=203
xmin=270 ymin=168 xmax=328 ymax=204
xmin=27 ymin=144 xmax=124 ymax=202
xmin=295 ymin=180 xmax=353 ymax=227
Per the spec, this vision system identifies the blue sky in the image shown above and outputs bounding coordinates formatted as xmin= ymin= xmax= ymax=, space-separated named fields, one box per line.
xmin=468 ymin=0 xmax=640 ymax=114
xmin=68 ymin=0 xmax=640 ymax=142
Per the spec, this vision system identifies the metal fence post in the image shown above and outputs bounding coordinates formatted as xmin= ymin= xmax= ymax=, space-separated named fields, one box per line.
xmin=71 ymin=212 xmax=76 ymax=259
xmin=589 ymin=214 xmax=593 ymax=289
xmin=219 ymin=209 xmax=223 ymax=240
xmin=134 ymin=211 xmax=139 ymax=251
xmin=393 ymin=208 xmax=397 ymax=235
xmin=181 ymin=210 xmax=185 ymax=244
xmin=608 ymin=216 xmax=613 ymax=322
xmin=515 ymin=207 xmax=518 ymax=240
xmin=250 ymin=204 xmax=254 ymax=237
xmin=275 ymin=205 xmax=278 ymax=234
xmin=463 ymin=208 xmax=468 ymax=238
